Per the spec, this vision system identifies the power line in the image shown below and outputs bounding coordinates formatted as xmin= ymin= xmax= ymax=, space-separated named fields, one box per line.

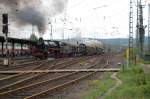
xmin=69 ymin=0 xmax=86 ymax=9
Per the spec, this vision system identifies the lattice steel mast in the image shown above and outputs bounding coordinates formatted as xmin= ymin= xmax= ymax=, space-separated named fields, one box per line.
xmin=148 ymin=4 xmax=150 ymax=53
xmin=136 ymin=0 xmax=145 ymax=58
xmin=129 ymin=0 xmax=134 ymax=64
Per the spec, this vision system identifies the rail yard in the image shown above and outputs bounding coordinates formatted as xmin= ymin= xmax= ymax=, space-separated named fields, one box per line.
xmin=0 ymin=53 xmax=123 ymax=99
xmin=0 ymin=0 xmax=149 ymax=99
xmin=0 ymin=30 xmax=123 ymax=98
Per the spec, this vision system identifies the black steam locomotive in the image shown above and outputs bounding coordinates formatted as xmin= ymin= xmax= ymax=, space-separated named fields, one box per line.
xmin=31 ymin=38 xmax=104 ymax=59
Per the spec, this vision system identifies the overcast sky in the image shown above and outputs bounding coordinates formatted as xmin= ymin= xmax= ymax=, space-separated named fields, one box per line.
xmin=43 ymin=0 xmax=149 ymax=39
xmin=0 ymin=0 xmax=149 ymax=39
xmin=43 ymin=0 xmax=129 ymax=39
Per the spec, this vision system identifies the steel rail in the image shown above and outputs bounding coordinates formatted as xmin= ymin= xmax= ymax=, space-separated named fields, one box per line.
xmin=0 ymin=57 xmax=107 ymax=98
xmin=0 ymin=59 xmax=73 ymax=88
xmin=1 ymin=60 xmax=48 ymax=71
xmin=0 ymin=69 xmax=120 ymax=74
xmin=25 ymin=62 xmax=108 ymax=99
xmin=0 ymin=56 xmax=96 ymax=95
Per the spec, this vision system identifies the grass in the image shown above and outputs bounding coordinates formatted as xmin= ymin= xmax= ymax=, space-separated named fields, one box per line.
xmin=81 ymin=63 xmax=150 ymax=99
xmin=143 ymin=60 xmax=150 ymax=64
xmin=81 ymin=73 xmax=115 ymax=99
xmin=105 ymin=65 xmax=150 ymax=99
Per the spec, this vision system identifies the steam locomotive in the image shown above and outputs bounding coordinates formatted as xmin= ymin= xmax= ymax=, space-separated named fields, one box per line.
xmin=31 ymin=38 xmax=104 ymax=59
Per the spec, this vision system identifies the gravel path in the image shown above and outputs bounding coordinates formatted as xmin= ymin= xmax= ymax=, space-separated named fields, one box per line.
xmin=99 ymin=73 xmax=122 ymax=99
xmin=142 ymin=64 xmax=150 ymax=73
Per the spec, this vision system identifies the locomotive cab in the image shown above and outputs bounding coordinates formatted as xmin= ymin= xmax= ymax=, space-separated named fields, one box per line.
xmin=45 ymin=40 xmax=61 ymax=58
xmin=32 ymin=37 xmax=48 ymax=59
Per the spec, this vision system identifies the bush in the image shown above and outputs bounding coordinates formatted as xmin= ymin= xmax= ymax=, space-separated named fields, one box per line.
xmin=132 ymin=66 xmax=144 ymax=74
xmin=134 ymin=73 xmax=146 ymax=85
xmin=143 ymin=84 xmax=150 ymax=95
xmin=106 ymin=65 xmax=150 ymax=99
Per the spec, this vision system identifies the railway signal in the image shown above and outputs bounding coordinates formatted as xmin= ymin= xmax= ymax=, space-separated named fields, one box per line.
xmin=2 ymin=14 xmax=8 ymax=35
xmin=2 ymin=14 xmax=8 ymax=24
xmin=2 ymin=25 xmax=8 ymax=34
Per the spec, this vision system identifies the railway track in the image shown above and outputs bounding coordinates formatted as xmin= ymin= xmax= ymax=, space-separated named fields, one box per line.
xmin=11 ymin=55 xmax=97 ymax=71
xmin=0 ymin=62 xmax=3 ymax=66
xmin=0 ymin=54 xmax=99 ymax=70
xmin=10 ymin=58 xmax=36 ymax=65
xmin=0 ymin=56 xmax=98 ymax=92
xmin=0 ymin=60 xmax=47 ymax=70
xmin=0 ymin=58 xmax=75 ymax=88
xmin=0 ymin=56 xmax=91 ymax=71
xmin=0 ymin=60 xmax=49 ymax=81
xmin=0 ymin=55 xmax=99 ymax=81
xmin=0 ymin=55 xmax=108 ymax=99
xmin=0 ymin=58 xmax=35 ymax=67
xmin=0 ymin=58 xmax=74 ymax=88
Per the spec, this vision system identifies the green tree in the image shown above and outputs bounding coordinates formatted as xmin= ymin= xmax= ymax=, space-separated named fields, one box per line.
xmin=29 ymin=33 xmax=38 ymax=41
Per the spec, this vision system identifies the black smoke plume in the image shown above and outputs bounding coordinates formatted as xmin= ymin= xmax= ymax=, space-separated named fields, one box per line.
xmin=0 ymin=0 xmax=68 ymax=35
xmin=16 ymin=7 xmax=46 ymax=34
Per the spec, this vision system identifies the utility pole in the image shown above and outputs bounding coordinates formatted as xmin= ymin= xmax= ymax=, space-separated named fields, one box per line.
xmin=148 ymin=4 xmax=150 ymax=53
xmin=2 ymin=13 xmax=9 ymax=65
xmin=48 ymin=18 xmax=53 ymax=40
xmin=136 ymin=0 xmax=145 ymax=58
xmin=62 ymin=4 xmax=68 ymax=41
xmin=50 ymin=22 xmax=53 ymax=40
xmin=136 ymin=0 xmax=139 ymax=51
xmin=63 ymin=9 xmax=67 ymax=40
xmin=129 ymin=0 xmax=134 ymax=65
xmin=32 ymin=24 xmax=34 ymax=34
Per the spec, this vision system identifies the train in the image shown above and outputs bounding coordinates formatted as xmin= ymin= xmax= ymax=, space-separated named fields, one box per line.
xmin=31 ymin=38 xmax=104 ymax=59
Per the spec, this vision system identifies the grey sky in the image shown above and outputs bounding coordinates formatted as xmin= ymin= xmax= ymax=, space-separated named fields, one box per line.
xmin=43 ymin=0 xmax=149 ymax=39
xmin=0 ymin=0 xmax=149 ymax=39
